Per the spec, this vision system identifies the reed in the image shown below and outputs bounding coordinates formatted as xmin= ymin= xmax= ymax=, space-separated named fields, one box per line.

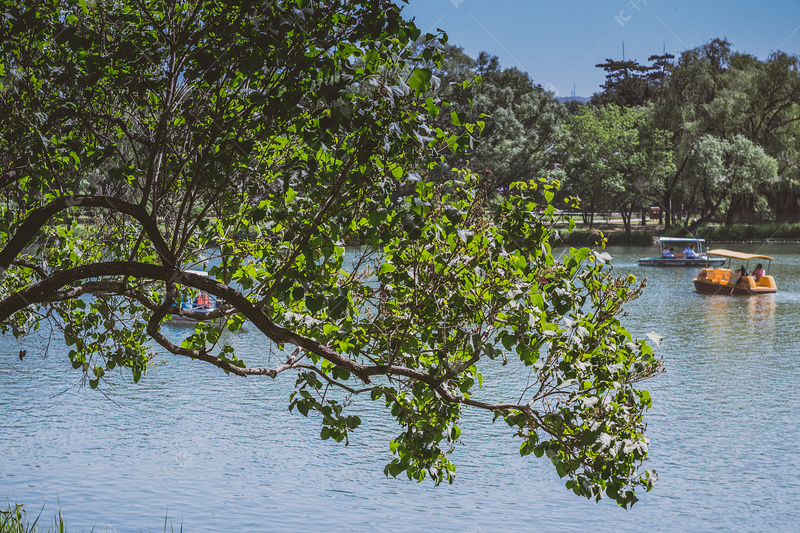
xmin=1 ymin=504 xmax=182 ymax=533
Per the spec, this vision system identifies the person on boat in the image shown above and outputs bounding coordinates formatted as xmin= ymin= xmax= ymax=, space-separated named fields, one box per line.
xmin=662 ymin=247 xmax=674 ymax=258
xmin=682 ymin=244 xmax=697 ymax=258
xmin=736 ymin=265 xmax=748 ymax=284
xmin=753 ymin=263 xmax=765 ymax=282
xmin=196 ymin=292 xmax=211 ymax=309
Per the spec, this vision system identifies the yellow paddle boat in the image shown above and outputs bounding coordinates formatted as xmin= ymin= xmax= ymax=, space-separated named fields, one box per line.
xmin=693 ymin=250 xmax=777 ymax=295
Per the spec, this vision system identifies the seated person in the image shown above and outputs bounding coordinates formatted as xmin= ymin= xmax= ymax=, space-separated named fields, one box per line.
xmin=195 ymin=292 xmax=211 ymax=310
xmin=736 ymin=265 xmax=748 ymax=283
xmin=753 ymin=263 xmax=765 ymax=282
xmin=682 ymin=244 xmax=697 ymax=258
xmin=662 ymin=247 xmax=674 ymax=258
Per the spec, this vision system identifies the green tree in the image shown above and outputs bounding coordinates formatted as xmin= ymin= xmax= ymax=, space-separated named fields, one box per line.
xmin=683 ymin=135 xmax=778 ymax=226
xmin=0 ymin=0 xmax=661 ymax=507
xmin=732 ymin=51 xmax=800 ymax=201
xmin=430 ymin=50 xmax=567 ymax=192
xmin=563 ymin=105 xmax=671 ymax=236
xmin=591 ymin=54 xmax=674 ymax=108
xmin=651 ymin=38 xmax=798 ymax=230
xmin=563 ymin=106 xmax=624 ymax=228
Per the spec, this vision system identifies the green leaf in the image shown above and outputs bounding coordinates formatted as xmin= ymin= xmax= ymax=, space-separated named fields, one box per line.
xmin=407 ymin=68 xmax=432 ymax=94
xmin=306 ymin=295 xmax=325 ymax=313
xmin=297 ymin=401 xmax=309 ymax=417
xmin=252 ymin=208 xmax=266 ymax=222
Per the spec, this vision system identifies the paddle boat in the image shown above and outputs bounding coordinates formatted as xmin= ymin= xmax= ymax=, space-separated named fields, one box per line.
xmin=638 ymin=237 xmax=725 ymax=266
xmin=169 ymin=270 xmax=223 ymax=323
xmin=692 ymin=250 xmax=777 ymax=295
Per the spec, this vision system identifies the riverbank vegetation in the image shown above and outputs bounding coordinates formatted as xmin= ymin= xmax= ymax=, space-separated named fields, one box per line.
xmin=686 ymin=222 xmax=800 ymax=242
xmin=566 ymin=222 xmax=800 ymax=246
xmin=0 ymin=502 xmax=183 ymax=533
xmin=0 ymin=0 xmax=662 ymax=508
xmin=0 ymin=503 xmax=65 ymax=533
xmin=426 ymin=37 xmax=800 ymax=239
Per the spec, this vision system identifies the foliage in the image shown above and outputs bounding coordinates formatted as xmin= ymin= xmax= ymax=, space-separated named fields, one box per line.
xmin=562 ymin=104 xmax=672 ymax=234
xmin=426 ymin=46 xmax=567 ymax=191
xmin=647 ymin=39 xmax=799 ymax=231
xmin=0 ymin=0 xmax=661 ymax=507
xmin=692 ymin=222 xmax=800 ymax=241
xmin=591 ymin=54 xmax=674 ymax=108
xmin=0 ymin=503 xmax=64 ymax=533
xmin=680 ymin=133 xmax=778 ymax=229
xmin=567 ymin=230 xmax=654 ymax=247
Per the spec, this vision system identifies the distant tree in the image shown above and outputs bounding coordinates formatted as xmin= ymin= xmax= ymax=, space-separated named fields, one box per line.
xmin=475 ymin=51 xmax=500 ymax=75
xmin=563 ymin=99 xmax=586 ymax=116
xmin=592 ymin=59 xmax=654 ymax=107
xmin=563 ymin=105 xmax=671 ymax=236
xmin=652 ymin=38 xmax=798 ymax=229
xmin=591 ymin=54 xmax=674 ymax=108
xmin=733 ymin=51 xmax=800 ymax=189
xmin=683 ymin=135 xmax=778 ymax=228
xmin=563 ymin=106 xmax=625 ymax=228
xmin=646 ymin=54 xmax=675 ymax=86
xmin=432 ymin=51 xmax=567 ymax=191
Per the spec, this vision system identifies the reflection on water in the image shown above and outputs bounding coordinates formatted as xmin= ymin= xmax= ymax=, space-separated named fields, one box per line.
xmin=746 ymin=293 xmax=777 ymax=332
xmin=696 ymin=293 xmax=777 ymax=347
xmin=2 ymin=244 xmax=800 ymax=531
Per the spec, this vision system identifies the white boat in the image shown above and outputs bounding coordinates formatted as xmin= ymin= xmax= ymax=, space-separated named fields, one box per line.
xmin=637 ymin=237 xmax=725 ymax=267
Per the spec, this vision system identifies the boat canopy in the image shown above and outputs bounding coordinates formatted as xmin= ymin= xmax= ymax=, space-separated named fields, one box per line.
xmin=657 ymin=237 xmax=707 ymax=244
xmin=706 ymin=249 xmax=775 ymax=261
xmin=184 ymin=270 xmax=210 ymax=277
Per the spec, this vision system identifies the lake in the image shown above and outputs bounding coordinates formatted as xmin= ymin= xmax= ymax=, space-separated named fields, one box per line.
xmin=2 ymin=244 xmax=800 ymax=532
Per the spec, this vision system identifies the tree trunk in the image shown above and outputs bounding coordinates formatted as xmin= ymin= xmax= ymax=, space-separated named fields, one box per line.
xmin=663 ymin=193 xmax=672 ymax=231
xmin=679 ymin=202 xmax=722 ymax=236
xmin=724 ymin=196 xmax=739 ymax=226
xmin=664 ymin=153 xmax=690 ymax=232
xmin=724 ymin=207 xmax=736 ymax=226
xmin=621 ymin=205 xmax=632 ymax=238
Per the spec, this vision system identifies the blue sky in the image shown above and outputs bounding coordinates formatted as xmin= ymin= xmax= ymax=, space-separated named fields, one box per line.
xmin=402 ymin=0 xmax=800 ymax=97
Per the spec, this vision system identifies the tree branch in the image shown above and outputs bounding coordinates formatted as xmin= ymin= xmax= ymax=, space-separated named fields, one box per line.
xmin=0 ymin=196 xmax=175 ymax=270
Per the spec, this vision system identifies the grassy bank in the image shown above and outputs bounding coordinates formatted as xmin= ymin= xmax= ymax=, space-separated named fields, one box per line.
xmin=563 ymin=222 xmax=800 ymax=247
xmin=564 ymin=229 xmax=653 ymax=246
xmin=688 ymin=222 xmax=800 ymax=242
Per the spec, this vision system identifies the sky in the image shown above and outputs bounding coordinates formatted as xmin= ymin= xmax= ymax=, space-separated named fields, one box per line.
xmin=402 ymin=0 xmax=800 ymax=97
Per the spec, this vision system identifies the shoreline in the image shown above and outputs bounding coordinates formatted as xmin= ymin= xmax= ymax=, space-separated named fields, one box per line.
xmin=563 ymin=225 xmax=800 ymax=246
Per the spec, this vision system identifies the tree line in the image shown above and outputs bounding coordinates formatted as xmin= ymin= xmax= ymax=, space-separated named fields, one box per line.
xmin=430 ymin=38 xmax=800 ymax=237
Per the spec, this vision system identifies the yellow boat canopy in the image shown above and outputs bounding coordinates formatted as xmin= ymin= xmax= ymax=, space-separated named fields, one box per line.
xmin=707 ymin=249 xmax=775 ymax=261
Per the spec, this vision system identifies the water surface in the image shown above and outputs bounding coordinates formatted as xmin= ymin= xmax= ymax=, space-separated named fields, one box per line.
xmin=2 ymin=244 xmax=800 ymax=532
